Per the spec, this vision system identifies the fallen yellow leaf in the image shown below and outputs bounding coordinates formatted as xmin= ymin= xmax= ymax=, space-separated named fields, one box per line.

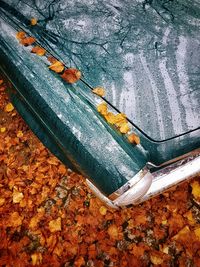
xmin=16 ymin=31 xmax=26 ymax=40
xmin=99 ymin=206 xmax=107 ymax=216
xmin=114 ymin=113 xmax=127 ymax=127
xmin=8 ymin=212 xmax=23 ymax=227
xmin=61 ymin=68 xmax=81 ymax=83
xmin=162 ymin=220 xmax=168 ymax=225
xmin=49 ymin=61 xmax=65 ymax=73
xmin=47 ymin=56 xmax=57 ymax=63
xmin=49 ymin=217 xmax=62 ymax=232
xmin=150 ymin=254 xmax=163 ymax=265
xmin=104 ymin=112 xmax=117 ymax=124
xmin=0 ymin=127 xmax=6 ymax=133
xmin=13 ymin=189 xmax=24 ymax=203
xmin=20 ymin=36 xmax=36 ymax=46
xmin=107 ymin=225 xmax=119 ymax=240
xmin=119 ymin=122 xmax=130 ymax=134
xmin=194 ymin=227 xmax=200 ymax=240
xmin=17 ymin=130 xmax=23 ymax=138
xmin=30 ymin=18 xmax=38 ymax=26
xmin=29 ymin=216 xmax=40 ymax=229
xmin=191 ymin=181 xmax=200 ymax=199
xmin=183 ymin=210 xmax=196 ymax=225
xmin=97 ymin=102 xmax=108 ymax=116
xmin=92 ymin=87 xmax=105 ymax=97
xmin=172 ymin=225 xmax=191 ymax=240
xmin=31 ymin=45 xmax=46 ymax=56
xmin=31 ymin=253 xmax=42 ymax=265
xmin=5 ymin=102 xmax=14 ymax=112
xmin=0 ymin=198 xmax=5 ymax=206
xmin=127 ymin=133 xmax=140 ymax=145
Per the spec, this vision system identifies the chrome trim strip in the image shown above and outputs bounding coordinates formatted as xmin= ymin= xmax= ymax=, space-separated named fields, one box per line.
xmin=86 ymin=167 xmax=153 ymax=208
xmin=86 ymin=155 xmax=200 ymax=208
xmin=147 ymin=148 xmax=200 ymax=169
xmin=112 ymin=170 xmax=153 ymax=206
xmin=109 ymin=167 xmax=151 ymax=200
xmin=137 ymin=155 xmax=200 ymax=204
xmin=86 ymin=179 xmax=118 ymax=209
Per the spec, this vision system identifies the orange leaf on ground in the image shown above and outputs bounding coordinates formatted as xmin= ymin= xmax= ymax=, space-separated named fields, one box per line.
xmin=92 ymin=87 xmax=105 ymax=97
xmin=30 ymin=18 xmax=37 ymax=26
xmin=1 ymin=72 xmax=200 ymax=267
xmin=99 ymin=206 xmax=107 ymax=216
xmin=172 ymin=225 xmax=191 ymax=241
xmin=53 ymin=243 xmax=63 ymax=257
xmin=150 ymin=252 xmax=164 ymax=265
xmin=194 ymin=227 xmax=200 ymax=240
xmin=5 ymin=102 xmax=14 ymax=112
xmin=0 ymin=127 xmax=6 ymax=133
xmin=29 ymin=218 xmax=39 ymax=229
xmin=49 ymin=61 xmax=65 ymax=73
xmin=31 ymin=253 xmax=42 ymax=266
xmin=31 ymin=46 xmax=46 ymax=56
xmin=8 ymin=212 xmax=23 ymax=227
xmin=191 ymin=181 xmax=200 ymax=199
xmin=0 ymin=198 xmax=5 ymax=206
xmin=17 ymin=130 xmax=23 ymax=138
xmin=49 ymin=217 xmax=62 ymax=232
xmin=183 ymin=210 xmax=196 ymax=225
xmin=20 ymin=36 xmax=36 ymax=46
xmin=58 ymin=164 xmax=66 ymax=175
xmin=61 ymin=68 xmax=81 ymax=84
xmin=107 ymin=224 xmax=119 ymax=240
xmin=12 ymin=189 xmax=24 ymax=203
xmin=16 ymin=31 xmax=26 ymax=40
xmin=74 ymin=256 xmax=85 ymax=267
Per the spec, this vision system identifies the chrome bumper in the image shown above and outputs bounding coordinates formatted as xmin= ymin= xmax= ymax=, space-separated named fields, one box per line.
xmin=86 ymin=155 xmax=200 ymax=208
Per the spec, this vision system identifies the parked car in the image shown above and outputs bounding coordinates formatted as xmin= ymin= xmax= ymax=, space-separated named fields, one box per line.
xmin=0 ymin=0 xmax=200 ymax=208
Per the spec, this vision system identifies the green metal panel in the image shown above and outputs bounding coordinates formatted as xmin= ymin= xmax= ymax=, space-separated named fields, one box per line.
xmin=0 ymin=0 xmax=200 ymax=196
xmin=0 ymin=43 xmax=147 ymax=196
xmin=1 ymin=0 xmax=199 ymax=141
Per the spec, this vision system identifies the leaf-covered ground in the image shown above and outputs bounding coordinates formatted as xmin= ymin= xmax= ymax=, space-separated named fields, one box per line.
xmin=0 ymin=77 xmax=200 ymax=267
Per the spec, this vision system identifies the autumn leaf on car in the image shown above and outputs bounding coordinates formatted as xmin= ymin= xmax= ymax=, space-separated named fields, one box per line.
xmin=61 ymin=68 xmax=81 ymax=84
xmin=128 ymin=133 xmax=140 ymax=145
xmin=47 ymin=56 xmax=58 ymax=64
xmin=49 ymin=61 xmax=65 ymax=73
xmin=97 ymin=102 xmax=108 ymax=116
xmin=92 ymin=87 xmax=105 ymax=97
xmin=20 ymin=36 xmax=36 ymax=46
xmin=30 ymin=18 xmax=37 ymax=26
xmin=16 ymin=31 xmax=26 ymax=40
xmin=31 ymin=46 xmax=46 ymax=56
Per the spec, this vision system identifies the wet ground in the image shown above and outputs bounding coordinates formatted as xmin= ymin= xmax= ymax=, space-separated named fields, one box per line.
xmin=0 ymin=77 xmax=200 ymax=267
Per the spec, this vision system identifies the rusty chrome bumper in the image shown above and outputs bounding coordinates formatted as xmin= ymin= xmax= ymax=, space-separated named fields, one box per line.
xmin=86 ymin=154 xmax=200 ymax=208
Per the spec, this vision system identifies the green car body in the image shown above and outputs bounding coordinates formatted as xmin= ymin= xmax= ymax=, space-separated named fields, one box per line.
xmin=0 ymin=0 xmax=200 ymax=207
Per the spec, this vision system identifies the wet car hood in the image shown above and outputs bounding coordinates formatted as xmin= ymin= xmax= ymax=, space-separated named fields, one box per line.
xmin=1 ymin=0 xmax=200 ymax=141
